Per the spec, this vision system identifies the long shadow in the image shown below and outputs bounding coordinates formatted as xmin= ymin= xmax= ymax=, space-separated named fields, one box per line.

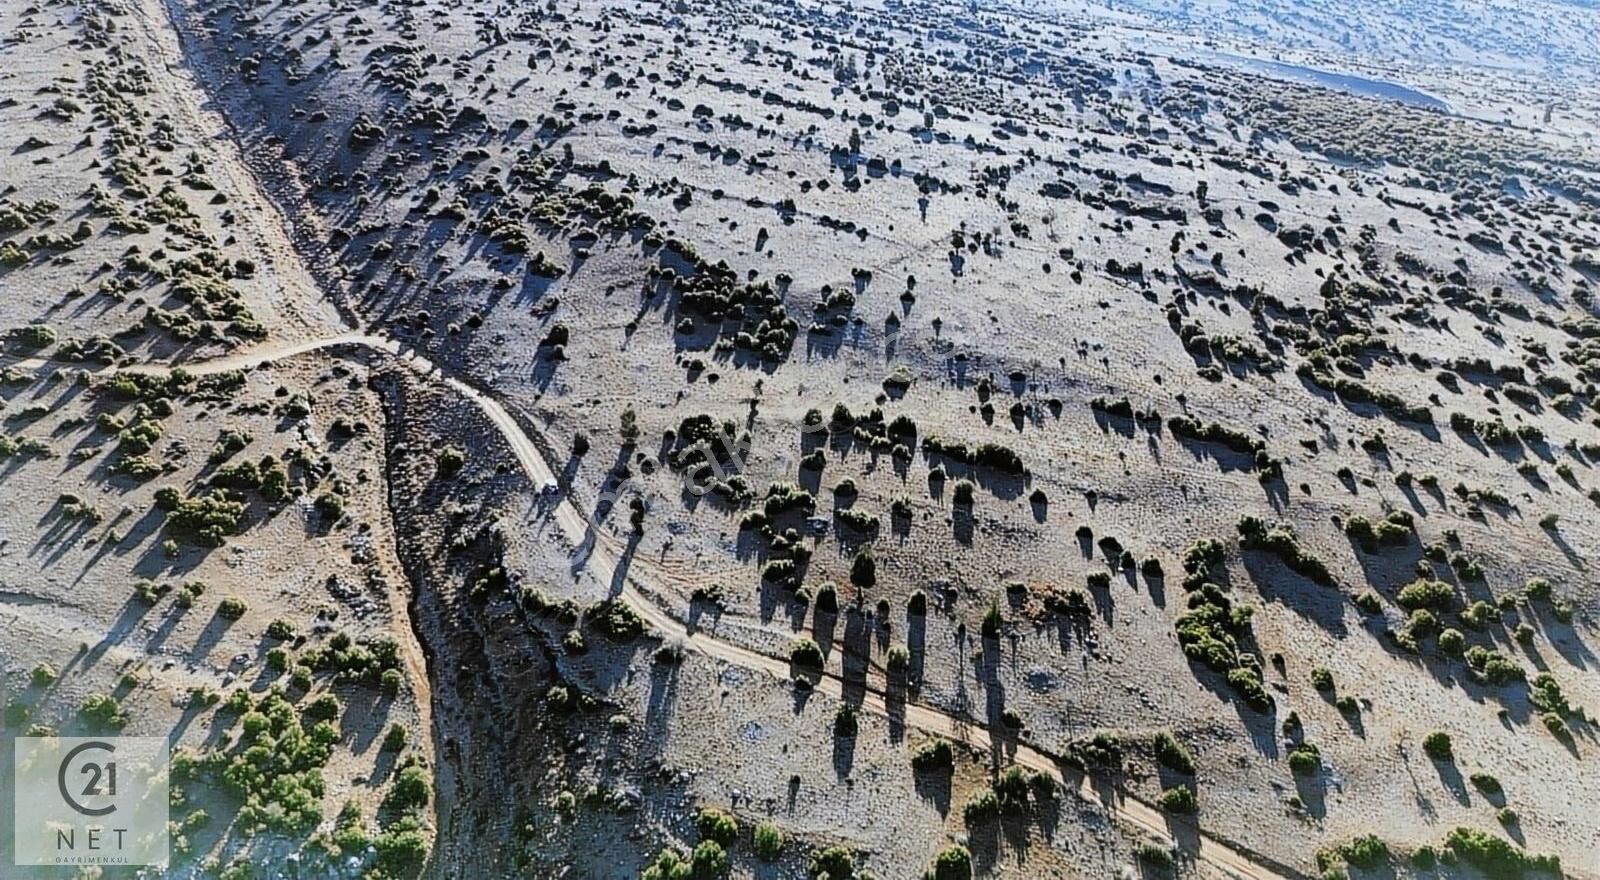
xmin=81 ymin=598 xmax=154 ymax=671
xmin=1238 ymin=553 xmax=1348 ymax=638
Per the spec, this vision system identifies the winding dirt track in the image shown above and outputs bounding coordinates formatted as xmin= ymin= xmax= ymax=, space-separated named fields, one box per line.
xmin=6 ymin=336 xmax=1295 ymax=880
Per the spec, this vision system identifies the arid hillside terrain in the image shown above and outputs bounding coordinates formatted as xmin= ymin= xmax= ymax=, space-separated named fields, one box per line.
xmin=2 ymin=0 xmax=1598 ymax=878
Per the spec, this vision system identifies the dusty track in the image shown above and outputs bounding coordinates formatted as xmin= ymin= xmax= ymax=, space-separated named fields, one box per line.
xmin=6 ymin=334 xmax=1297 ymax=880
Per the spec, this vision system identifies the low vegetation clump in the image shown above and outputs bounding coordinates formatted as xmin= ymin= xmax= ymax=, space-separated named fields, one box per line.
xmin=1342 ymin=510 xmax=1414 ymax=551
xmin=1174 ymin=582 xmax=1269 ymax=710
xmin=1237 ymin=516 xmax=1334 ymax=585
xmin=1464 ymin=646 xmax=1525 ymax=685
xmin=1444 ymin=827 xmax=1561 ymax=876
xmin=1157 ymin=784 xmax=1197 ymax=813
xmin=962 ymin=787 xmax=1000 ymax=825
xmin=752 ymin=821 xmax=784 ymax=860
xmin=920 ymin=434 xmax=1026 ymax=474
xmin=1137 ymin=842 xmax=1176 ymax=870
xmin=79 ymin=694 xmax=128 ymax=730
xmin=154 ymin=487 xmax=246 ymax=547
xmin=1396 ymin=578 xmax=1455 ymax=611
xmin=695 ymin=806 xmax=738 ymax=845
xmin=809 ymin=845 xmax=856 ymax=879
xmin=1316 ymin=835 xmax=1390 ymax=874
xmin=930 ymin=844 xmax=972 ymax=880
xmin=1153 ymin=732 xmax=1196 ymax=774
xmin=1287 ymin=743 xmax=1321 ymax=776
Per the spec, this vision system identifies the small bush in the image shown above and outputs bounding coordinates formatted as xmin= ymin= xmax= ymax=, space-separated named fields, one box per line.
xmin=753 ymin=821 xmax=784 ymax=860
xmin=1153 ymin=732 xmax=1195 ymax=774
xmin=1445 ymin=826 xmax=1561 ymax=876
xmin=1353 ymin=590 xmax=1383 ymax=614
xmin=695 ymin=806 xmax=738 ymax=845
xmin=1469 ymin=772 xmax=1501 ymax=795
xmin=384 ymin=764 xmax=432 ymax=812
xmin=1288 ymin=743 xmax=1321 ymax=776
xmin=265 ymin=619 xmax=296 ymax=641
xmin=218 ymin=597 xmax=247 ymax=620
xmin=1422 ymin=731 xmax=1453 ymax=761
xmin=931 ymin=844 xmax=973 ymax=880
xmin=962 ymin=788 xmax=999 ymax=825
xmin=809 ymin=845 xmax=855 ymax=879
xmin=850 ymin=550 xmax=876 ymax=587
xmin=79 ymin=694 xmax=127 ymax=730
xmin=1137 ymin=843 xmax=1176 ymax=869
xmin=1157 ymin=785 xmax=1197 ymax=814
xmin=30 ymin=663 xmax=57 ymax=687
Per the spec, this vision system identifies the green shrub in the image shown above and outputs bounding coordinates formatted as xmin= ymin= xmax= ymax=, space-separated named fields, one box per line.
xmin=753 ymin=820 xmax=784 ymax=860
xmin=218 ymin=597 xmax=247 ymax=619
xmin=1437 ymin=628 xmax=1466 ymax=656
xmin=1445 ymin=826 xmax=1561 ymax=876
xmin=1157 ymin=785 xmax=1197 ymax=813
xmin=372 ymin=815 xmax=429 ymax=875
xmin=695 ymin=807 xmax=738 ymax=845
xmin=1524 ymin=577 xmax=1553 ymax=601
xmin=1137 ymin=843 xmax=1175 ymax=869
xmin=1422 ymin=731 xmax=1453 ymax=761
xmin=931 ymin=844 xmax=972 ymax=880
xmin=30 ymin=663 xmax=57 ymax=687
xmin=1340 ymin=834 xmax=1389 ymax=869
xmin=834 ymin=705 xmax=859 ymax=737
xmin=1236 ymin=516 xmax=1333 ymax=585
xmin=304 ymin=694 xmax=341 ymax=722
xmin=1396 ymin=578 xmax=1454 ymax=610
xmin=962 ymin=788 xmax=999 ymax=825
xmin=1460 ymin=600 xmax=1498 ymax=629
xmin=809 ymin=845 xmax=855 ymax=879
xmin=265 ymin=619 xmax=296 ymax=640
xmin=1288 ymin=743 xmax=1321 ymax=776
xmin=79 ymin=694 xmax=127 ymax=730
xmin=1153 ymin=732 xmax=1195 ymax=774
xmin=384 ymin=764 xmax=431 ymax=812
xmin=850 ymin=550 xmax=876 ymax=587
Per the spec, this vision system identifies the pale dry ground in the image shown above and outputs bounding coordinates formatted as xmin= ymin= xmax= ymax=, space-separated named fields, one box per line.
xmin=227 ymin=0 xmax=1599 ymax=872
xmin=0 ymin=354 xmax=433 ymax=867
xmin=0 ymin=0 xmax=434 ymax=871
xmin=159 ymin=0 xmax=1600 ymax=871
